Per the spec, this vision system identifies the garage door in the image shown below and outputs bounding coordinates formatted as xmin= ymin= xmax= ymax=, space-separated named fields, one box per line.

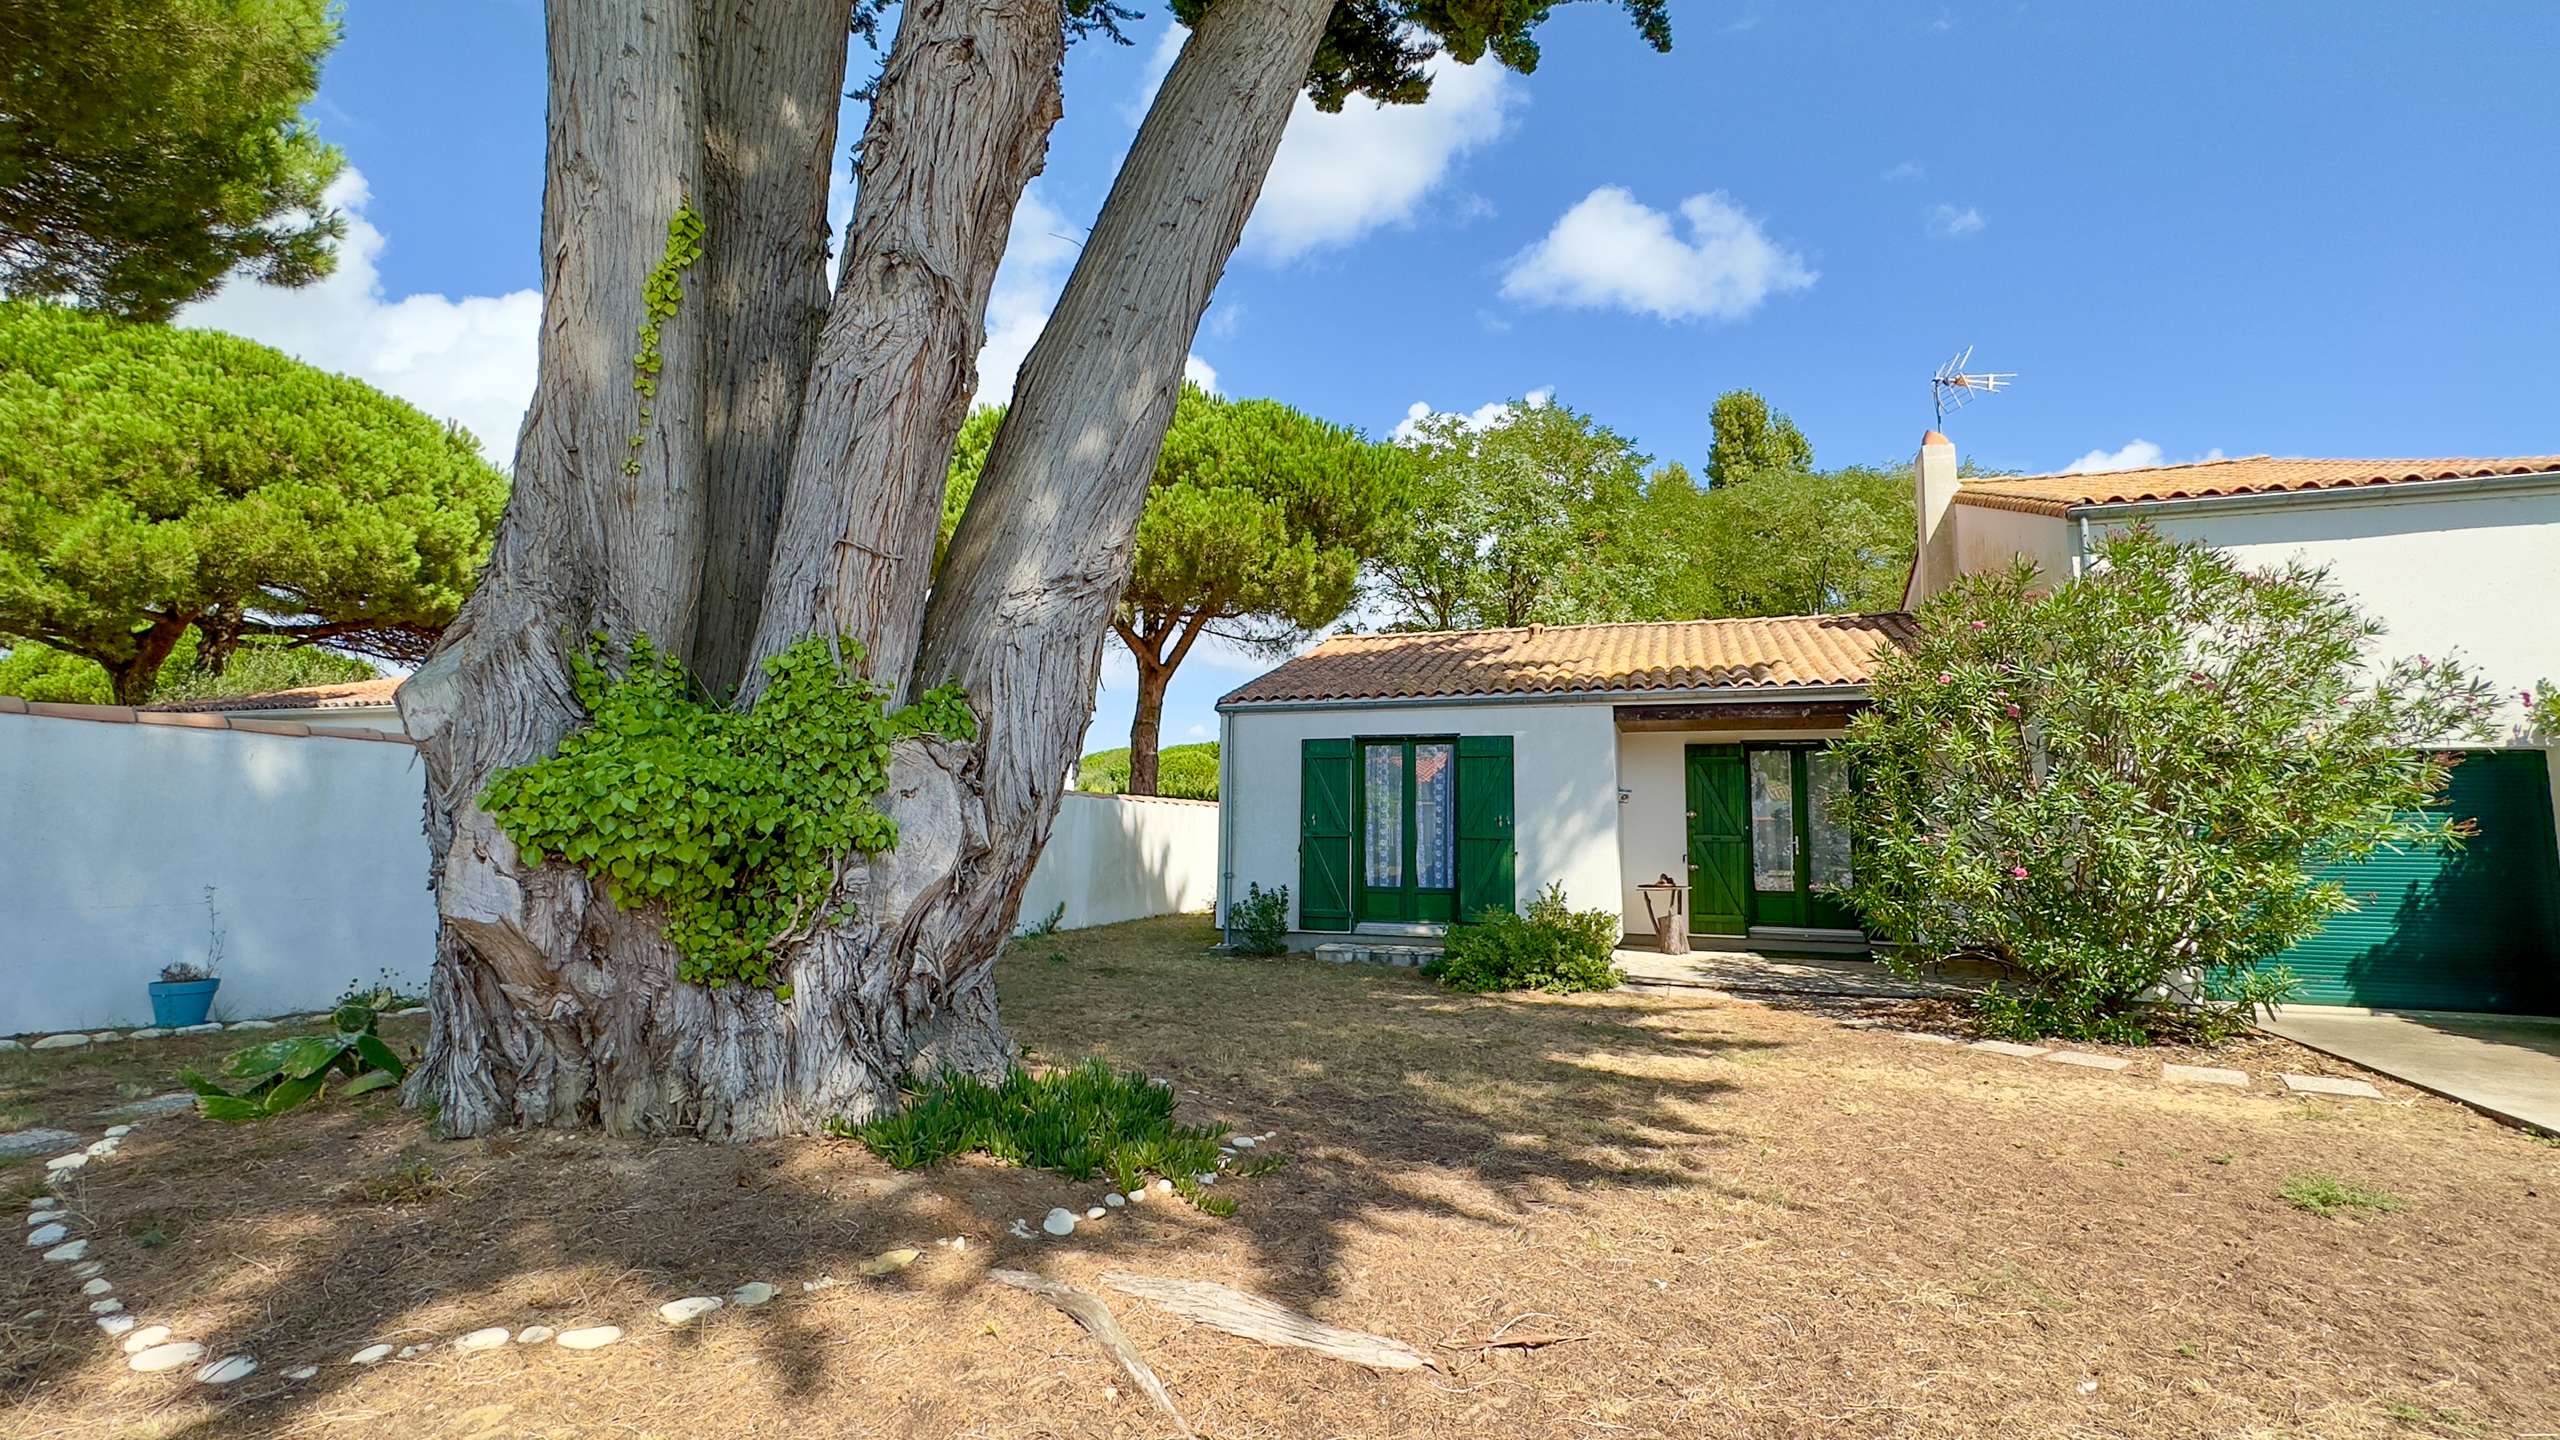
xmin=2272 ymin=748 xmax=2560 ymax=1013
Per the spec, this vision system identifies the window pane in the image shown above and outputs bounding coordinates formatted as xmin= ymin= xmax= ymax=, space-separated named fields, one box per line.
xmin=1413 ymin=742 xmax=1454 ymax=889
xmin=1750 ymin=749 xmax=1797 ymax=892
xmin=1807 ymin=748 xmax=1853 ymax=892
xmin=1363 ymin=744 xmax=1404 ymax=890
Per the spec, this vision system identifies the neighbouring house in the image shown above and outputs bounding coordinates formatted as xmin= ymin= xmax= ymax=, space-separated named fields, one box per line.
xmin=142 ymin=676 xmax=409 ymax=732
xmin=1216 ymin=434 xmax=2560 ymax=1014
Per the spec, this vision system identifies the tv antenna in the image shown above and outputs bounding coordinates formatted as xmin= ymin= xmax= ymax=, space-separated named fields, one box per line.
xmin=1931 ymin=347 xmax=2014 ymax=427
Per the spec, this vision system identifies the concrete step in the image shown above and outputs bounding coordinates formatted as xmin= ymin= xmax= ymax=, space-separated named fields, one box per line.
xmin=1312 ymin=941 xmax=1441 ymax=970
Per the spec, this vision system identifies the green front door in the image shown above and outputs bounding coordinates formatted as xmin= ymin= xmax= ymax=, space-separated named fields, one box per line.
xmin=1686 ymin=742 xmax=1860 ymax=935
xmin=1355 ymin=738 xmax=1457 ymax=924
xmin=2265 ymin=748 xmax=2560 ymax=1012
xmin=1685 ymin=744 xmax=1749 ymax=935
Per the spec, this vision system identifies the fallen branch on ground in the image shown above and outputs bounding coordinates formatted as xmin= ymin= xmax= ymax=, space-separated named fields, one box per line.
xmin=1100 ymin=1270 xmax=1436 ymax=1372
xmin=988 ymin=1268 xmax=1194 ymax=1437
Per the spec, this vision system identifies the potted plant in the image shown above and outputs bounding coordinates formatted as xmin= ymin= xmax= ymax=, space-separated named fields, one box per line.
xmin=149 ymin=888 xmax=225 ymax=1027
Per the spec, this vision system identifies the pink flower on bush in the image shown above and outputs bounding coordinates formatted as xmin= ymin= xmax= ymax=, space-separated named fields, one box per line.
xmin=1970 ymin=619 xmax=1989 ymax=631
xmin=2004 ymin=703 xmax=2021 ymax=718
xmin=2009 ymin=866 xmax=2029 ymax=879
xmin=1936 ymin=671 xmax=1955 ymax=684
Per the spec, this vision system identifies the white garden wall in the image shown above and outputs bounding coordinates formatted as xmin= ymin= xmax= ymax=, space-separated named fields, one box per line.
xmin=0 ymin=708 xmax=1218 ymax=1036
xmin=0 ymin=709 xmax=435 ymax=1035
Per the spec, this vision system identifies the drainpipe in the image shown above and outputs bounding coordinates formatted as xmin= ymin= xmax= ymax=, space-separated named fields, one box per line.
xmin=1215 ymin=708 xmax=1236 ymax=945
xmin=2071 ymin=514 xmax=2094 ymax=579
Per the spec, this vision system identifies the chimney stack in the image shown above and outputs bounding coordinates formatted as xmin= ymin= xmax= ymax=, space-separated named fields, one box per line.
xmin=1906 ymin=430 xmax=1960 ymax=607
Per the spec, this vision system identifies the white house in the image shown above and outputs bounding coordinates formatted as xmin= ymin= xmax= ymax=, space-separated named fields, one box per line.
xmin=1215 ymin=435 xmax=2560 ymax=1014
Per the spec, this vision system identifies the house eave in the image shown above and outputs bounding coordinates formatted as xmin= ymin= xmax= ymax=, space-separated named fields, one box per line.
xmin=1993 ymin=466 xmax=2560 ymax=524
xmin=1217 ymin=682 xmax=1876 ymax=716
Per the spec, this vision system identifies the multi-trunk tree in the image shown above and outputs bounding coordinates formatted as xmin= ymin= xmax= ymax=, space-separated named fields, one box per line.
xmin=399 ymin=0 xmax=1672 ymax=1139
xmin=947 ymin=385 xmax=1407 ymax=794
xmin=0 ymin=301 xmax=504 ymax=703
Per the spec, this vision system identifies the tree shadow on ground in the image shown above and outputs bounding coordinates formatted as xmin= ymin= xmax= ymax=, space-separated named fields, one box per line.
xmin=0 ymin=916 xmax=1786 ymax=1435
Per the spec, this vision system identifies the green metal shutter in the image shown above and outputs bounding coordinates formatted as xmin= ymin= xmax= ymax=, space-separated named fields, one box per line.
xmin=1685 ymin=744 xmax=1749 ymax=935
xmin=2269 ymin=748 xmax=2560 ymax=1013
xmin=1298 ymin=738 xmax=1354 ymax=932
xmin=1455 ymin=734 xmax=1516 ymax=920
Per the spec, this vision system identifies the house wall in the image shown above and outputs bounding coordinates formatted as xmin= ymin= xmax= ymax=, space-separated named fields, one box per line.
xmin=1614 ymin=726 xmax=1851 ymax=936
xmin=1219 ymin=700 xmax=1623 ymax=938
xmin=2122 ymin=486 xmax=2560 ymax=733
xmin=1949 ymin=503 xmax=2075 ymax=589
xmin=0 ymin=709 xmax=1221 ymax=1036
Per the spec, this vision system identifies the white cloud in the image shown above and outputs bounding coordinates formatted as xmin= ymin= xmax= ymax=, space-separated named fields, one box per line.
xmin=1498 ymin=187 xmax=1814 ymax=323
xmin=1391 ymin=386 xmax=1551 ymax=444
xmin=1925 ymin=203 xmax=1986 ymax=238
xmin=1883 ymin=161 xmax=1925 ymax=183
xmin=1184 ymin=354 xmax=1219 ymax=394
xmin=178 ymin=168 xmax=540 ymax=459
xmin=2062 ymin=440 xmax=2228 ymax=474
xmin=1121 ymin=23 xmax=1188 ymax=125
xmin=1242 ymin=55 xmax=1520 ymax=262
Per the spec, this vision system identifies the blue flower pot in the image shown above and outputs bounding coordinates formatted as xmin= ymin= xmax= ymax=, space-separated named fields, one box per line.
xmin=148 ymin=978 xmax=220 ymax=1028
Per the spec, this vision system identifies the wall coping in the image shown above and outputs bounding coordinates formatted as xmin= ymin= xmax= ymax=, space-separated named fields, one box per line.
xmin=0 ymin=695 xmax=417 ymax=745
xmin=1061 ymin=789 xmax=1218 ymax=808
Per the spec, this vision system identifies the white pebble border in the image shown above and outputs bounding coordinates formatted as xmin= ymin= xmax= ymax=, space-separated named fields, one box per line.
xmin=3 ymin=1010 xmax=429 ymax=1054
xmin=23 ymin=1103 xmax=1281 ymax=1392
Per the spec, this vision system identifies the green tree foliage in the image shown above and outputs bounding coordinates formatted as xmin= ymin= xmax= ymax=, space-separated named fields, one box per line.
xmin=1836 ymin=528 xmax=2499 ymax=1041
xmin=951 ymin=387 xmax=1405 ymax=793
xmin=1168 ymin=0 xmax=1670 ymax=112
xmin=1634 ymin=464 xmax=1915 ymax=617
xmin=0 ymin=301 xmax=506 ymax=703
xmin=1369 ymin=398 xmax=1656 ymax=630
xmin=1077 ymin=741 xmax=1219 ymax=800
xmin=0 ymin=0 xmax=346 ymax=320
xmin=1704 ymin=388 xmax=1813 ymax=486
xmin=1368 ymin=396 xmax=1917 ymax=630
xmin=0 ymin=630 xmax=376 ymax=706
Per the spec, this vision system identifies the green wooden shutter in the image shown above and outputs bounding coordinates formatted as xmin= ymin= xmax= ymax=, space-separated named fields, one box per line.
xmin=1298 ymin=738 xmax=1354 ymax=932
xmin=1686 ymin=743 xmax=1749 ymax=935
xmin=1456 ymin=734 xmax=1516 ymax=920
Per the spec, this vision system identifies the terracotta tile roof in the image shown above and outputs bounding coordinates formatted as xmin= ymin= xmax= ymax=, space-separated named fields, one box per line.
xmin=1220 ymin=614 xmax=1919 ymax=707
xmin=1954 ymin=455 xmax=2560 ymax=517
xmin=142 ymin=676 xmax=403 ymax=714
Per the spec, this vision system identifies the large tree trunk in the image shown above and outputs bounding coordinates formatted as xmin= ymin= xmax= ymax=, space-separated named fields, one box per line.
xmin=912 ymin=0 xmax=1333 ymax=910
xmin=404 ymin=0 xmax=1332 ymax=1140
xmin=743 ymin=0 xmax=1066 ymax=702
xmin=1114 ymin=612 xmax=1209 ymax=797
xmin=683 ymin=0 xmax=850 ymax=696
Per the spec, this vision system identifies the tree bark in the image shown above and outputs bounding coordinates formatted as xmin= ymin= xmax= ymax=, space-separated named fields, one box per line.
xmin=399 ymin=0 xmax=720 ymax=1134
xmin=404 ymin=0 xmax=1335 ymax=1140
xmin=743 ymin=0 xmax=1066 ymax=702
xmin=918 ymin=0 xmax=1334 ymax=849
xmin=683 ymin=0 xmax=849 ymax=696
xmin=1115 ymin=611 xmax=1209 ymax=797
xmin=104 ymin=613 xmax=190 ymax=705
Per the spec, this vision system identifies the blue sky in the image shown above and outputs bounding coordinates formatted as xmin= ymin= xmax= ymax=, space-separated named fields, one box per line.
xmin=182 ymin=1 xmax=2560 ymax=756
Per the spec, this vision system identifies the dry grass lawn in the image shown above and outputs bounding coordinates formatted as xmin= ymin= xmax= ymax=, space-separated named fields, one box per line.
xmin=4 ymin=916 xmax=2556 ymax=1439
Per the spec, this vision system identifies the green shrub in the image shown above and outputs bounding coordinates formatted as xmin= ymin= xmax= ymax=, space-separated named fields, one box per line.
xmin=1077 ymin=742 xmax=1219 ymax=800
xmin=833 ymin=1059 xmax=1235 ymax=1210
xmin=181 ymin=1003 xmax=406 ymax=1122
xmin=1424 ymin=883 xmax=1624 ymax=994
xmin=1228 ymin=882 xmax=1289 ymax=956
xmin=1838 ymin=528 xmax=2496 ymax=1042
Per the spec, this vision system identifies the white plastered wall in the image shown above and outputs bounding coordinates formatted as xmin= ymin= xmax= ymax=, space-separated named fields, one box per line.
xmin=1613 ymin=726 xmax=1851 ymax=935
xmin=1218 ymin=700 xmax=1623 ymax=940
